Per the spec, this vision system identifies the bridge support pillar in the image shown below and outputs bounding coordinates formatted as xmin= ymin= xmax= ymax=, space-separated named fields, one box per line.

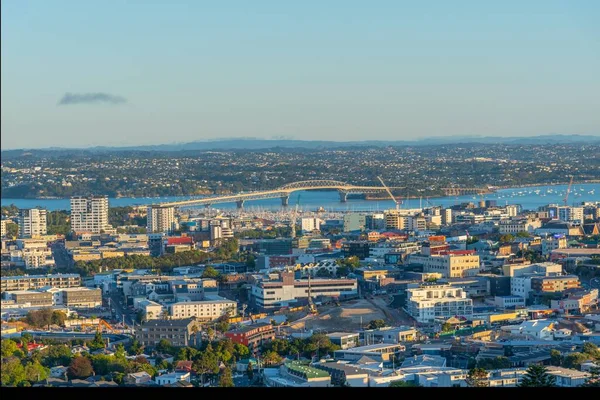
xmin=339 ymin=191 xmax=348 ymax=203
xmin=236 ymin=200 xmax=245 ymax=209
xmin=281 ymin=196 xmax=289 ymax=206
xmin=204 ymin=204 xmax=212 ymax=209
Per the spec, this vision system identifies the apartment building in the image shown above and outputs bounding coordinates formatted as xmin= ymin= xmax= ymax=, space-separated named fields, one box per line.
xmin=147 ymin=205 xmax=178 ymax=234
xmin=136 ymin=318 xmax=201 ymax=347
xmin=503 ymin=262 xmax=562 ymax=278
xmin=250 ymin=272 xmax=358 ymax=310
xmin=61 ymin=288 xmax=102 ymax=307
xmin=70 ymin=195 xmax=112 ymax=234
xmin=547 ymin=206 xmax=585 ymax=223
xmin=498 ymin=218 xmax=542 ymax=234
xmin=225 ymin=322 xmax=276 ymax=348
xmin=406 ymin=284 xmax=474 ymax=323
xmin=18 ymin=208 xmax=47 ymax=238
xmin=169 ymin=299 xmax=237 ymax=321
xmin=530 ymin=275 xmax=580 ymax=293
xmin=1 ymin=219 xmax=7 ymax=238
xmin=422 ymin=251 xmax=480 ymax=278
xmin=10 ymin=248 xmax=55 ymax=269
xmin=541 ymin=235 xmax=567 ymax=256
xmin=0 ymin=274 xmax=81 ymax=292
xmin=8 ymin=290 xmax=54 ymax=307
xmin=301 ymin=217 xmax=323 ymax=232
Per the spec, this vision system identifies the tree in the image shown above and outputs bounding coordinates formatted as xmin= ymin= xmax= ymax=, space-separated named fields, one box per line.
xmin=499 ymin=234 xmax=515 ymax=243
xmin=128 ymin=339 xmax=144 ymax=356
xmin=6 ymin=222 xmax=18 ymax=239
xmin=192 ymin=349 xmax=219 ymax=385
xmin=155 ymin=339 xmax=173 ymax=355
xmin=516 ymin=231 xmax=531 ymax=238
xmin=1 ymin=339 xmax=20 ymax=358
xmin=246 ymin=362 xmax=254 ymax=380
xmin=67 ymin=356 xmax=94 ymax=379
xmin=441 ymin=323 xmax=453 ymax=332
xmin=51 ymin=311 xmax=67 ymax=327
xmin=219 ymin=366 xmax=234 ymax=387
xmin=245 ymin=254 xmax=256 ymax=271
xmin=40 ymin=344 xmax=72 ymax=367
xmin=550 ymin=349 xmax=562 ymax=366
xmin=562 ymin=352 xmax=591 ymax=369
xmin=519 ymin=364 xmax=556 ymax=387
xmin=582 ymin=342 xmax=600 ymax=359
xmin=316 ymin=268 xmax=331 ymax=278
xmin=25 ymin=308 xmax=54 ymax=328
xmin=202 ymin=266 xmax=220 ymax=279
xmin=261 ymin=351 xmax=283 ymax=366
xmin=367 ymin=319 xmax=386 ymax=330
xmin=466 ymin=368 xmax=489 ymax=387
xmin=583 ymin=366 xmax=600 ymax=387
xmin=88 ymin=331 xmax=105 ymax=351
xmin=389 ymin=380 xmax=421 ymax=387
xmin=115 ymin=344 xmax=126 ymax=359
xmin=1 ymin=357 xmax=27 ymax=386
xmin=24 ymin=361 xmax=50 ymax=383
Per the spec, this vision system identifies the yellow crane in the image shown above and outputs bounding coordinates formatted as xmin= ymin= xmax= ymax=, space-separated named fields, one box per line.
xmin=377 ymin=176 xmax=401 ymax=210
xmin=563 ymin=176 xmax=574 ymax=206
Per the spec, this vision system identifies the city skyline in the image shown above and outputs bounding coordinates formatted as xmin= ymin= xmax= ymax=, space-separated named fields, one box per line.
xmin=2 ymin=0 xmax=600 ymax=149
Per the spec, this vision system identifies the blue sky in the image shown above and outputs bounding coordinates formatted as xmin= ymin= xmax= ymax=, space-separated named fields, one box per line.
xmin=1 ymin=0 xmax=599 ymax=149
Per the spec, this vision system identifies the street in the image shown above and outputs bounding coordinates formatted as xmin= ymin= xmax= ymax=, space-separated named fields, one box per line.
xmin=50 ymin=240 xmax=74 ymax=269
xmin=108 ymin=290 xmax=135 ymax=327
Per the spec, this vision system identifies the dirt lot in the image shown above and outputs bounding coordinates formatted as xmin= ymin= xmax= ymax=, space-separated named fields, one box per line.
xmin=287 ymin=298 xmax=390 ymax=332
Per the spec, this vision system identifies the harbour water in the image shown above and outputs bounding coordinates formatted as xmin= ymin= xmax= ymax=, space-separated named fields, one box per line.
xmin=2 ymin=183 xmax=598 ymax=212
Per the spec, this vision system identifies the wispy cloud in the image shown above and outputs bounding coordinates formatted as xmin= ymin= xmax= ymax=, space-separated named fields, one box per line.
xmin=58 ymin=92 xmax=127 ymax=105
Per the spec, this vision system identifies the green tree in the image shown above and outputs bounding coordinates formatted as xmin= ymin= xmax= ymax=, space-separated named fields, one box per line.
xmin=499 ymin=234 xmax=515 ymax=243
xmin=24 ymin=361 xmax=50 ymax=383
xmin=155 ymin=339 xmax=173 ymax=354
xmin=550 ymin=349 xmax=562 ymax=366
xmin=219 ymin=366 xmax=234 ymax=387
xmin=192 ymin=349 xmax=219 ymax=385
xmin=40 ymin=344 xmax=72 ymax=367
xmin=128 ymin=339 xmax=144 ymax=356
xmin=5 ymin=222 xmax=19 ymax=239
xmin=1 ymin=357 xmax=27 ymax=386
xmin=367 ymin=319 xmax=386 ymax=330
xmin=563 ymin=352 xmax=591 ymax=369
xmin=1 ymin=339 xmax=20 ymax=358
xmin=582 ymin=342 xmax=600 ymax=359
xmin=519 ymin=365 xmax=556 ymax=387
xmin=466 ymin=368 xmax=489 ymax=387
xmin=115 ymin=344 xmax=126 ymax=359
xmin=245 ymin=254 xmax=256 ymax=271
xmin=67 ymin=356 xmax=94 ymax=379
xmin=389 ymin=380 xmax=421 ymax=387
xmin=202 ymin=266 xmax=220 ymax=279
xmin=246 ymin=362 xmax=254 ymax=380
xmin=262 ymin=351 xmax=283 ymax=366
xmin=516 ymin=231 xmax=531 ymax=238
xmin=88 ymin=331 xmax=105 ymax=351
xmin=441 ymin=323 xmax=453 ymax=332
xmin=51 ymin=311 xmax=67 ymax=327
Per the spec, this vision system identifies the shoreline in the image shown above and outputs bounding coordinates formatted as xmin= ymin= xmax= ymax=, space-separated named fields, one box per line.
xmin=2 ymin=180 xmax=598 ymax=203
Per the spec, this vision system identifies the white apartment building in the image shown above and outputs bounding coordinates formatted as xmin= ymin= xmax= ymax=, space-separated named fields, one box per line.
xmin=498 ymin=218 xmax=542 ymax=234
xmin=548 ymin=206 xmax=584 ymax=223
xmin=383 ymin=209 xmax=422 ymax=230
xmin=423 ymin=253 xmax=480 ymax=278
xmin=18 ymin=208 xmax=47 ymax=238
xmin=169 ymin=299 xmax=237 ymax=321
xmin=251 ymin=272 xmax=358 ymax=310
xmin=503 ymin=261 xmax=563 ymax=277
xmin=541 ymin=235 xmax=567 ymax=256
xmin=510 ymin=273 xmax=540 ymax=300
xmin=505 ymin=205 xmax=520 ymax=217
xmin=406 ymin=285 xmax=473 ymax=323
xmin=70 ymin=195 xmax=112 ymax=234
xmin=442 ymin=209 xmax=453 ymax=225
xmin=301 ymin=217 xmax=323 ymax=232
xmin=1 ymin=273 xmax=81 ymax=292
xmin=10 ymin=248 xmax=55 ymax=269
xmin=147 ymin=205 xmax=178 ymax=233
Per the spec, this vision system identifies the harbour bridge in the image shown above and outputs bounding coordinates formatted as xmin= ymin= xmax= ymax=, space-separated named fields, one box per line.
xmin=158 ymin=180 xmax=405 ymax=208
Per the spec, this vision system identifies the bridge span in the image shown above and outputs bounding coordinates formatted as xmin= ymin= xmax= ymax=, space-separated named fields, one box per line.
xmin=158 ymin=180 xmax=405 ymax=208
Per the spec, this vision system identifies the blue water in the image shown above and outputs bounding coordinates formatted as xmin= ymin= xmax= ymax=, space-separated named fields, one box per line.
xmin=2 ymin=183 xmax=598 ymax=212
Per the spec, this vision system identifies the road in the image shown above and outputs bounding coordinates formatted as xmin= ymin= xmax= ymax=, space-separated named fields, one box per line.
xmin=108 ymin=290 xmax=135 ymax=327
xmin=50 ymin=240 xmax=74 ymax=269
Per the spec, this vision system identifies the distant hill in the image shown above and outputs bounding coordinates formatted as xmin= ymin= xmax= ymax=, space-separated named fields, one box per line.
xmin=2 ymin=134 xmax=599 ymax=154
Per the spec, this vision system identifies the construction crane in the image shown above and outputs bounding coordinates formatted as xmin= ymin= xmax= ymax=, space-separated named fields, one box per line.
xmin=563 ymin=176 xmax=574 ymax=206
xmin=377 ymin=176 xmax=401 ymax=210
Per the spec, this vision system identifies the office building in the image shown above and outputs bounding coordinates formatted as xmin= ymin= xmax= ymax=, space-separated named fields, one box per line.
xmin=61 ymin=287 xmax=103 ymax=307
xmin=422 ymin=251 xmax=480 ymax=278
xmin=147 ymin=205 xmax=178 ymax=233
xmin=70 ymin=195 xmax=112 ymax=234
xmin=250 ymin=272 xmax=358 ymax=310
xmin=18 ymin=208 xmax=47 ymax=238
xmin=406 ymin=284 xmax=473 ymax=323
xmin=136 ymin=318 xmax=201 ymax=347
xmin=169 ymin=299 xmax=237 ymax=321
xmin=0 ymin=273 xmax=81 ymax=293
xmin=343 ymin=214 xmax=366 ymax=232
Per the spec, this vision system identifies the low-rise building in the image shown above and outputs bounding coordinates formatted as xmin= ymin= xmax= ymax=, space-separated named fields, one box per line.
xmin=313 ymin=362 xmax=369 ymax=387
xmin=1 ymin=273 xmax=81 ymax=293
xmin=326 ymin=332 xmax=360 ymax=349
xmin=136 ymin=318 xmax=201 ymax=347
xmin=154 ymin=372 xmax=191 ymax=386
xmin=7 ymin=290 xmax=53 ymax=307
xmin=546 ymin=366 xmax=591 ymax=387
xmin=61 ymin=287 xmax=102 ymax=308
xmin=361 ymin=326 xmax=418 ymax=344
xmin=225 ymin=322 xmax=275 ymax=349
xmin=494 ymin=295 xmax=526 ymax=309
xmin=333 ymin=343 xmax=405 ymax=363
xmin=422 ymin=251 xmax=480 ymax=278
xmin=169 ymin=299 xmax=237 ymax=321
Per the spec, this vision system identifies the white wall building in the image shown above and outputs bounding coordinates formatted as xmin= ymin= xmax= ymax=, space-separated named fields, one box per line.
xmin=147 ymin=205 xmax=178 ymax=233
xmin=301 ymin=217 xmax=323 ymax=232
xmin=18 ymin=208 xmax=47 ymax=238
xmin=70 ymin=195 xmax=112 ymax=234
xmin=10 ymin=248 xmax=55 ymax=269
xmin=405 ymin=284 xmax=473 ymax=323
xmin=169 ymin=299 xmax=237 ymax=321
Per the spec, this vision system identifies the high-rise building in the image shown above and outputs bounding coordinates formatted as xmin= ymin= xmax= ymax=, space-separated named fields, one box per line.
xmin=147 ymin=205 xmax=178 ymax=233
xmin=406 ymin=284 xmax=473 ymax=323
xmin=343 ymin=214 xmax=366 ymax=232
xmin=70 ymin=195 xmax=111 ymax=234
xmin=18 ymin=208 xmax=47 ymax=238
xmin=1 ymin=219 xmax=7 ymax=238
xmin=301 ymin=217 xmax=322 ymax=232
